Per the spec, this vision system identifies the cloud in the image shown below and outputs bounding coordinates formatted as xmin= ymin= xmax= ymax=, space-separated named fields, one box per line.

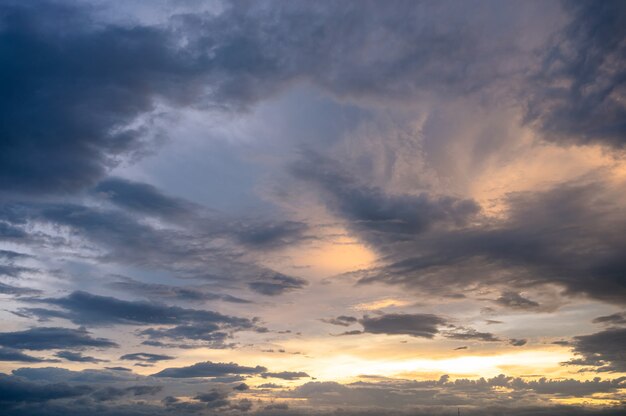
xmin=0 ymin=0 xmax=526 ymax=195
xmin=0 ymin=327 xmax=117 ymax=350
xmin=509 ymin=339 xmax=528 ymax=347
xmin=495 ymin=292 xmax=540 ymax=310
xmin=350 ymin=179 xmax=626 ymax=305
xmin=0 ymin=347 xmax=54 ymax=363
xmin=0 ymin=282 xmax=41 ymax=296
xmin=233 ymin=221 xmax=309 ymax=250
xmin=152 ymin=361 xmax=267 ymax=378
xmin=292 ymin=152 xmax=480 ymax=248
xmin=359 ymin=313 xmax=447 ymax=338
xmin=321 ymin=316 xmax=358 ymax=327
xmin=441 ymin=327 xmax=500 ymax=342
xmin=565 ymin=327 xmax=626 ymax=372
xmin=248 ymin=273 xmax=308 ymax=296
xmin=92 ymin=177 xmax=195 ymax=219
xmin=119 ymin=352 xmax=175 ymax=363
xmin=0 ymin=374 xmax=93 ymax=404
xmin=592 ymin=312 xmax=626 ymax=326
xmin=0 ymin=1 xmax=214 ymax=194
xmin=91 ymin=385 xmax=162 ymax=402
xmin=23 ymin=291 xmax=255 ymax=328
xmin=524 ymin=0 xmax=626 ymax=148
xmin=55 ymin=351 xmax=108 ymax=363
xmin=0 ymin=201 xmax=306 ymax=297
xmin=288 ymin=374 xmax=626 ymax=410
xmin=261 ymin=371 xmax=310 ymax=380
xmin=108 ymin=276 xmax=251 ymax=304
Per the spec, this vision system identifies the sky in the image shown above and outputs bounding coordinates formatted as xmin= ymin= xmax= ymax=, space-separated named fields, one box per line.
xmin=0 ymin=0 xmax=625 ymax=415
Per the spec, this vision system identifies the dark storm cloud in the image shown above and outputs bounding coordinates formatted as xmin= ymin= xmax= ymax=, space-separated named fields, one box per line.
xmin=152 ymin=361 xmax=267 ymax=378
xmin=565 ymin=327 xmax=626 ymax=372
xmin=359 ymin=313 xmax=447 ymax=338
xmin=23 ymin=291 xmax=255 ymax=328
xmin=525 ymin=0 xmax=626 ymax=148
xmin=248 ymin=273 xmax=308 ymax=296
xmin=350 ymin=179 xmax=626 ymax=304
xmin=0 ymin=327 xmax=117 ymax=350
xmin=120 ymin=353 xmax=175 ymax=363
xmin=55 ymin=351 xmax=107 ymax=364
xmin=261 ymin=371 xmax=310 ymax=380
xmin=495 ymin=292 xmax=540 ymax=310
xmin=0 ymin=347 xmax=53 ymax=363
xmin=92 ymin=178 xmax=194 ymax=219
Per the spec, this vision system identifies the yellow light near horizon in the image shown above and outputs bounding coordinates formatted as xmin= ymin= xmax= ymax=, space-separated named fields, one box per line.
xmin=311 ymin=350 xmax=573 ymax=382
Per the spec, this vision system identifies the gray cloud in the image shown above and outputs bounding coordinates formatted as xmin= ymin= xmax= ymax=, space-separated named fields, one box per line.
xmin=108 ymin=276 xmax=251 ymax=304
xmin=91 ymin=385 xmax=162 ymax=402
xmin=261 ymin=371 xmax=310 ymax=380
xmin=0 ymin=347 xmax=54 ymax=363
xmin=248 ymin=273 xmax=308 ymax=296
xmin=0 ymin=374 xmax=93 ymax=404
xmin=592 ymin=312 xmax=626 ymax=326
xmin=23 ymin=291 xmax=255 ymax=328
xmin=152 ymin=361 xmax=267 ymax=378
xmin=565 ymin=327 xmax=626 ymax=372
xmin=441 ymin=327 xmax=500 ymax=342
xmin=509 ymin=339 xmax=528 ymax=347
xmin=119 ymin=353 xmax=175 ymax=363
xmin=524 ymin=0 xmax=626 ymax=148
xmin=322 ymin=316 xmax=358 ymax=327
xmin=360 ymin=313 xmax=447 ymax=338
xmin=350 ymin=179 xmax=626 ymax=305
xmin=495 ymin=292 xmax=540 ymax=310
xmin=0 ymin=282 xmax=41 ymax=296
xmin=0 ymin=327 xmax=118 ymax=350
xmin=292 ymin=152 xmax=480 ymax=248
xmin=92 ymin=177 xmax=195 ymax=219
xmin=55 ymin=351 xmax=108 ymax=364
